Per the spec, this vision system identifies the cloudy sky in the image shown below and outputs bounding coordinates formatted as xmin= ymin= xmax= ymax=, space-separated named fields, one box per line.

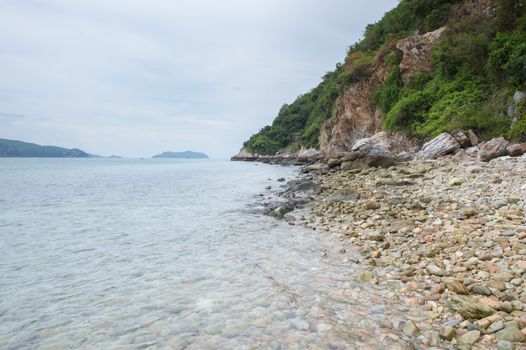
xmin=0 ymin=0 xmax=397 ymax=158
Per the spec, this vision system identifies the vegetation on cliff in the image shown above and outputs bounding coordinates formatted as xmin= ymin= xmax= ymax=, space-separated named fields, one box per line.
xmin=243 ymin=0 xmax=526 ymax=155
xmin=382 ymin=0 xmax=526 ymax=141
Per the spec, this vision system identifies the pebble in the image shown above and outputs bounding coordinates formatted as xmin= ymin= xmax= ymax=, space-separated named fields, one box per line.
xmin=472 ymin=284 xmax=492 ymax=296
xmin=426 ymin=264 xmax=444 ymax=276
xmin=293 ymin=153 xmax=526 ymax=349
xmin=488 ymin=320 xmax=505 ymax=333
xmin=449 ymin=178 xmax=463 ymax=186
xmin=459 ymin=330 xmax=481 ymax=345
xmin=439 ymin=326 xmax=455 ymax=340
xmin=496 ymin=340 xmax=513 ymax=350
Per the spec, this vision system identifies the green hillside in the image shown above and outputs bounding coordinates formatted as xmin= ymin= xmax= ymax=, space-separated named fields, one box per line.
xmin=244 ymin=0 xmax=526 ymax=155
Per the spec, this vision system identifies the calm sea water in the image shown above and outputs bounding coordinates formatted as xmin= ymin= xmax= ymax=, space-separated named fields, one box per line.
xmin=0 ymin=159 xmax=411 ymax=350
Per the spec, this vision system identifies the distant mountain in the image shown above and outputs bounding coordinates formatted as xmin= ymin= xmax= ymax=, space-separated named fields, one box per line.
xmin=0 ymin=138 xmax=90 ymax=158
xmin=152 ymin=151 xmax=209 ymax=159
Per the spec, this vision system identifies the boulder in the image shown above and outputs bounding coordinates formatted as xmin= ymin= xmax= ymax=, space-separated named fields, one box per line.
xmin=417 ymin=133 xmax=461 ymax=159
xmin=451 ymin=130 xmax=471 ymax=148
xmin=327 ymin=158 xmax=342 ymax=168
xmin=296 ymin=147 xmax=322 ymax=163
xmin=340 ymin=152 xmax=361 ymax=162
xmin=351 ymin=132 xmax=391 ymax=154
xmin=288 ymin=180 xmax=320 ymax=194
xmin=507 ymin=143 xmax=526 ymax=157
xmin=348 ymin=152 xmax=397 ymax=169
xmin=272 ymin=206 xmax=294 ymax=219
xmin=478 ymin=137 xmax=509 ymax=162
xmin=465 ymin=146 xmax=479 ymax=157
xmin=468 ymin=129 xmax=480 ymax=146
xmin=395 ymin=151 xmax=415 ymax=162
xmin=302 ymin=163 xmax=328 ymax=173
xmin=337 ymin=150 xmax=397 ymax=170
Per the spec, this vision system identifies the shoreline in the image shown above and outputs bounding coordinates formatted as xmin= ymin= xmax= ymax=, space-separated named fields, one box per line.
xmin=259 ymin=152 xmax=526 ymax=349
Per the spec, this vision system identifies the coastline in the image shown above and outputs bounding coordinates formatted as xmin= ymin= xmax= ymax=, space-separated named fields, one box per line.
xmin=256 ymin=150 xmax=526 ymax=349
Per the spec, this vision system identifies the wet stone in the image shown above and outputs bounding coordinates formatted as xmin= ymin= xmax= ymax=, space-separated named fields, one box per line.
xmin=426 ymin=264 xmax=444 ymax=276
xmin=439 ymin=325 xmax=456 ymax=341
xmin=487 ymin=320 xmax=505 ymax=333
xmin=496 ymin=325 xmax=526 ymax=342
xmin=459 ymin=330 xmax=481 ymax=346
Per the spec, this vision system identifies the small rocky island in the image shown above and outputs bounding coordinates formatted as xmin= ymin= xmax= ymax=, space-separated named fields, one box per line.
xmin=152 ymin=151 xmax=209 ymax=159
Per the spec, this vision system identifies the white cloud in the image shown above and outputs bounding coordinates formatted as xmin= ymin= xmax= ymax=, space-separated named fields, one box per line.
xmin=0 ymin=0 xmax=397 ymax=157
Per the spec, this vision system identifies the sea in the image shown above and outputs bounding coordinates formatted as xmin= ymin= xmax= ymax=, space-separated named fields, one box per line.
xmin=0 ymin=158 xmax=411 ymax=350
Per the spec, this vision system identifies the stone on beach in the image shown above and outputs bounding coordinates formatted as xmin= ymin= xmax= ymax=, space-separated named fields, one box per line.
xmin=450 ymin=295 xmax=496 ymax=319
xmin=478 ymin=137 xmax=509 ymax=162
xmin=417 ymin=132 xmax=461 ymax=159
xmin=279 ymin=145 xmax=526 ymax=349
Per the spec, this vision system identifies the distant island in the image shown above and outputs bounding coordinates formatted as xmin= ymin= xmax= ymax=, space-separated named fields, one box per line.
xmin=89 ymin=153 xmax=123 ymax=159
xmin=0 ymin=138 xmax=90 ymax=158
xmin=152 ymin=151 xmax=209 ymax=159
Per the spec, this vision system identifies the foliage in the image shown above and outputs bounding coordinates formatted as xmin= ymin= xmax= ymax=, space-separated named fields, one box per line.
xmin=350 ymin=0 xmax=462 ymax=52
xmin=372 ymin=50 xmax=404 ymax=114
xmin=244 ymin=70 xmax=342 ymax=154
xmin=384 ymin=91 xmax=434 ymax=134
xmin=508 ymin=112 xmax=526 ymax=141
xmin=380 ymin=0 xmax=526 ymax=141
xmin=373 ymin=66 xmax=403 ymax=114
xmin=244 ymin=0 xmax=526 ymax=155
xmin=488 ymin=30 xmax=526 ymax=86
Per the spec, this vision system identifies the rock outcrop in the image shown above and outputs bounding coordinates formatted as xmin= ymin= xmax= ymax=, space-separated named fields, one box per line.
xmin=231 ymin=147 xmax=258 ymax=161
xmin=319 ymin=27 xmax=446 ymax=157
xmin=396 ymin=27 xmax=446 ymax=82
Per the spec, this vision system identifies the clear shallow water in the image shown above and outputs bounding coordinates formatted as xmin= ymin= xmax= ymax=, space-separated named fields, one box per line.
xmin=0 ymin=159 xmax=411 ymax=350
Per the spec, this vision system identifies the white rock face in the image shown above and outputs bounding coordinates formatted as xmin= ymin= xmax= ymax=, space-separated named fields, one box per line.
xmin=417 ymin=133 xmax=461 ymax=159
xmin=297 ymin=147 xmax=321 ymax=161
xmin=231 ymin=147 xmax=257 ymax=160
xmin=352 ymin=132 xmax=391 ymax=154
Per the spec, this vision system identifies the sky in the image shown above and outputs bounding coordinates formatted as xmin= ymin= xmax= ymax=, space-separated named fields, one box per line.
xmin=0 ymin=0 xmax=398 ymax=158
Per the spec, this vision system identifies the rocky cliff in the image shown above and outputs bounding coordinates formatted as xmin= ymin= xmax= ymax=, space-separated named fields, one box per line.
xmin=319 ymin=27 xmax=446 ymax=156
xmin=235 ymin=0 xmax=526 ymax=163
